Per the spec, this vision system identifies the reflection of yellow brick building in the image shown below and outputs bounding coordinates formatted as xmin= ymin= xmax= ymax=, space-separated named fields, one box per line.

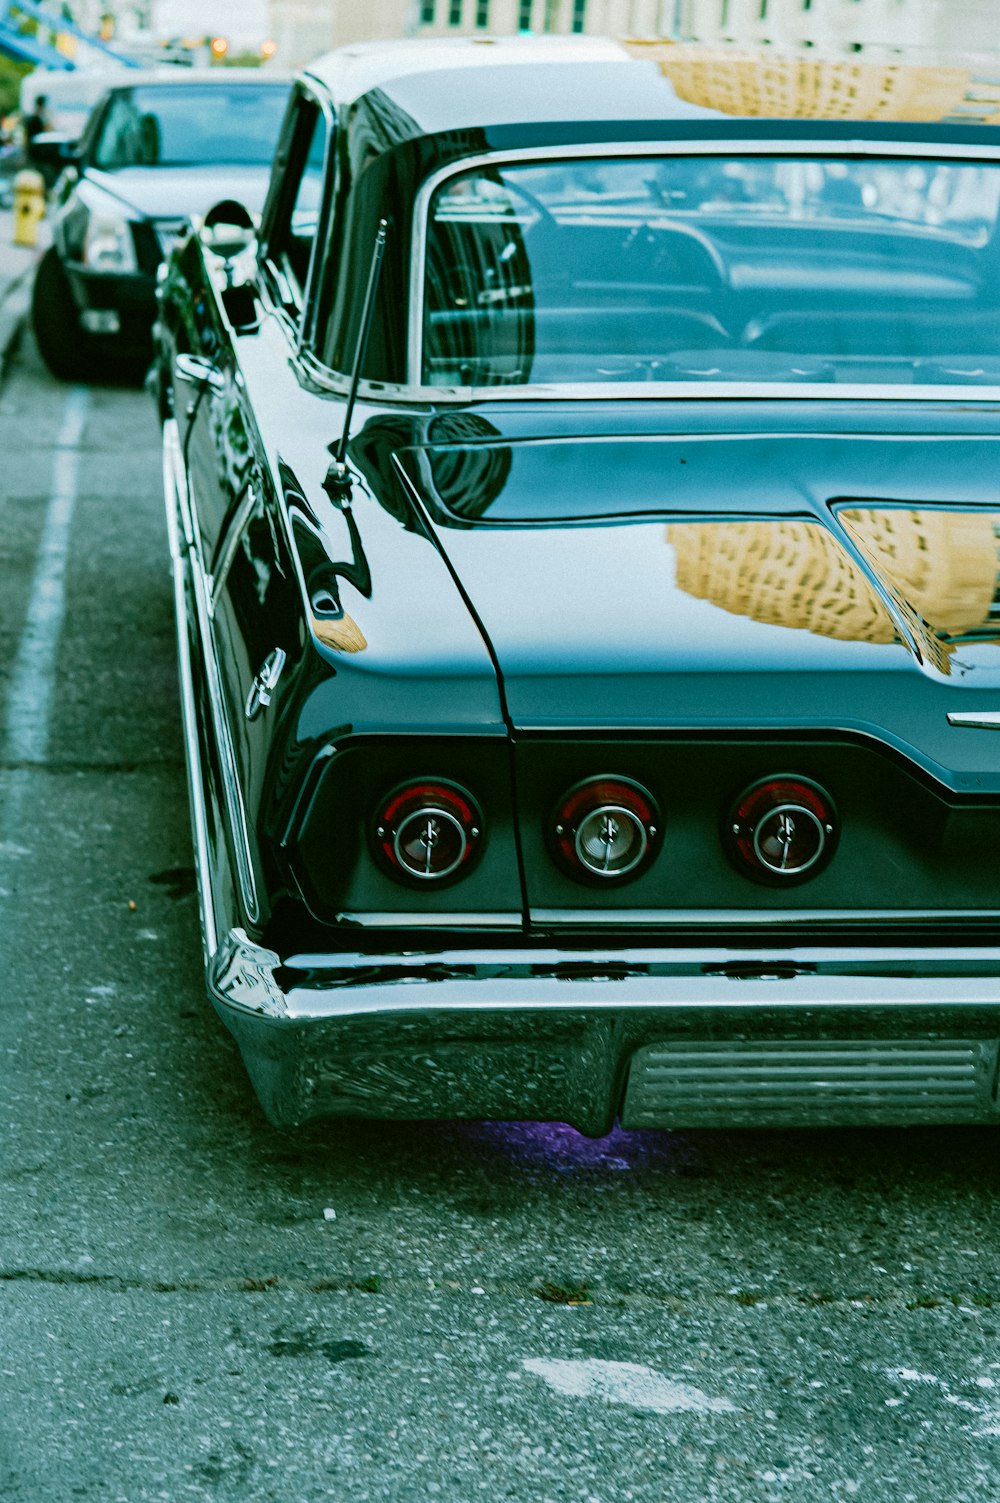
xmin=840 ymin=509 xmax=999 ymax=635
xmin=668 ymin=510 xmax=1000 ymax=673
xmin=624 ymin=43 xmax=1000 ymax=124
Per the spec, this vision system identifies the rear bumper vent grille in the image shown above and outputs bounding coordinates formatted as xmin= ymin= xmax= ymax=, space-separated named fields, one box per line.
xmin=622 ymin=1038 xmax=999 ymax=1128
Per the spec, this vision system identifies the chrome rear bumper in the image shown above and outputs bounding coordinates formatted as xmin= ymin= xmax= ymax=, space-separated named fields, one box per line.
xmin=208 ymin=928 xmax=1000 ymax=1129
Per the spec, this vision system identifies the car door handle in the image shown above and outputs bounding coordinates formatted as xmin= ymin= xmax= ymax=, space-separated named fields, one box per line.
xmin=244 ymin=647 xmax=286 ymax=720
xmin=175 ymin=352 xmax=225 ymax=393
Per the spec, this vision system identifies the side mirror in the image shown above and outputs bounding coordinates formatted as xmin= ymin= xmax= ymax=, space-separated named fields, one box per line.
xmin=28 ymin=132 xmax=79 ymax=170
xmin=28 ymin=131 xmax=79 ymax=187
xmin=201 ymin=198 xmax=257 ymax=262
xmin=201 ymin=199 xmax=260 ymax=333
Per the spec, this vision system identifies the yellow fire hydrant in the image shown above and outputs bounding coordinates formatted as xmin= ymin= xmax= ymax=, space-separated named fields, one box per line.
xmin=13 ymin=169 xmax=46 ymax=248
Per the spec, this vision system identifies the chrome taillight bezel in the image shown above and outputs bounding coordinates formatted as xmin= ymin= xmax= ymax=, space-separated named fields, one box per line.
xmin=372 ymin=778 xmax=484 ymax=886
xmin=724 ymin=774 xmax=838 ymax=885
xmin=548 ymin=776 xmax=662 ymax=885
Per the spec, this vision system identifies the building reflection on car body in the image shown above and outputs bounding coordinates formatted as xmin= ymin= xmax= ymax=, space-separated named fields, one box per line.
xmin=668 ymin=510 xmax=1000 ymax=676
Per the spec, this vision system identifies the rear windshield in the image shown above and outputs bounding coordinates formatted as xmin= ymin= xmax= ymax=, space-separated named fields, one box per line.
xmin=92 ymin=83 xmax=288 ymax=169
xmin=422 ymin=154 xmax=1000 ymax=389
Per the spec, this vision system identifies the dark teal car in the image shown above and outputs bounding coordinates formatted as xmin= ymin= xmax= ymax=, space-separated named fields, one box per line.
xmin=154 ymin=37 xmax=1000 ymax=1129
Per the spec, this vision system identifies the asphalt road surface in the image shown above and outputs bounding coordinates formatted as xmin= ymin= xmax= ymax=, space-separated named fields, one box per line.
xmin=3 ymin=330 xmax=1000 ymax=1503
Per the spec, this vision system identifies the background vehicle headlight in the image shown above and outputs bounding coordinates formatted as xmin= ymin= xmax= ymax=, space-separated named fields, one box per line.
xmin=83 ymin=208 xmax=138 ymax=273
xmin=373 ymin=780 xmax=483 ymax=885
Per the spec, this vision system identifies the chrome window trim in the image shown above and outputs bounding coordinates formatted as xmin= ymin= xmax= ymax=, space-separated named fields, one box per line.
xmin=258 ymin=79 xmax=337 ymax=353
xmin=289 ymin=344 xmax=1000 ymax=407
xmin=401 ymin=136 xmax=1000 ymax=401
xmin=297 ymin=86 xmax=338 ymax=356
xmin=267 ymin=294 xmax=301 ymax=351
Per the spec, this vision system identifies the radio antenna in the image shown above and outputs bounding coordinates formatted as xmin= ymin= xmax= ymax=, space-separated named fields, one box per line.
xmin=325 ymin=218 xmax=388 ymax=499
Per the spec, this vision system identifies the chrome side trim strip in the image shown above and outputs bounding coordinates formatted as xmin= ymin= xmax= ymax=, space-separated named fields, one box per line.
xmin=187 ymin=533 xmax=261 ymax=927
xmin=163 ymin=418 xmax=218 ymax=959
xmin=948 ymin=711 xmax=1000 ymax=729
xmin=163 ymin=419 xmax=261 ymax=927
xmin=163 ymin=413 xmax=195 ymax=549
xmin=530 ymin=907 xmax=1000 ymax=927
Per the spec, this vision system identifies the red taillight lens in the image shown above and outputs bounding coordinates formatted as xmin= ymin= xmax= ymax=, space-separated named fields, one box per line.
xmin=725 ymin=775 xmax=837 ymax=885
xmin=373 ymin=780 xmax=483 ymax=885
xmin=550 ymin=777 xmax=661 ymax=884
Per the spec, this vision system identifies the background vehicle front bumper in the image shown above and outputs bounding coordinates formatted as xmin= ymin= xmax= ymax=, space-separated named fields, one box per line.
xmin=65 ymin=262 xmax=156 ymax=354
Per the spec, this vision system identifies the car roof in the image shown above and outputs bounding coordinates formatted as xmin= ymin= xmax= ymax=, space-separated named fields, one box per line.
xmin=303 ymin=35 xmax=1000 ymax=134
xmin=101 ymin=65 xmax=291 ymax=90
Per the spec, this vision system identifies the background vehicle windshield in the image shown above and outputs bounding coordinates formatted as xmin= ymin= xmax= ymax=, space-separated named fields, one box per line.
xmin=422 ymin=155 xmax=1000 ymax=388
xmin=92 ymin=84 xmax=288 ymax=168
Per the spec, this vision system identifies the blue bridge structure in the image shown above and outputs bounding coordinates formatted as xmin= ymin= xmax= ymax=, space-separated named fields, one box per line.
xmin=0 ymin=0 xmax=137 ymax=69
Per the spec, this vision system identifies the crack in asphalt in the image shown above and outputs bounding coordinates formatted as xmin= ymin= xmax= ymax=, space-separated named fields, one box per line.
xmin=0 ymin=1270 xmax=384 ymax=1294
xmin=0 ymin=1268 xmax=994 ymax=1312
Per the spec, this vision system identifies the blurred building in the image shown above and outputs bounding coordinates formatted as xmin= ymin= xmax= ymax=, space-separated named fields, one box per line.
xmin=672 ymin=0 xmax=997 ymax=56
xmin=265 ymin=0 xmax=1000 ymax=69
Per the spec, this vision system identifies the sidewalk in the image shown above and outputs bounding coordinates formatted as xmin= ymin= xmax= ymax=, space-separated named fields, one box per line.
xmin=0 ymin=208 xmax=43 ymax=372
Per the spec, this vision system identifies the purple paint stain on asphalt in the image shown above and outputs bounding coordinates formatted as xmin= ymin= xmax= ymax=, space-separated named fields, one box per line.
xmin=466 ymin=1119 xmax=673 ymax=1174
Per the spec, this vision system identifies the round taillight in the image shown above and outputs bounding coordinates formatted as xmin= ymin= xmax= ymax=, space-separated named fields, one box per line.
xmin=550 ymin=777 xmax=661 ymax=884
xmin=725 ymin=775 xmax=837 ymax=885
xmin=373 ymin=780 xmax=483 ymax=885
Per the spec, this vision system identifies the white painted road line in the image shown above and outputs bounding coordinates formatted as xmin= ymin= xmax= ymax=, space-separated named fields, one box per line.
xmin=3 ymin=385 xmax=89 ymax=767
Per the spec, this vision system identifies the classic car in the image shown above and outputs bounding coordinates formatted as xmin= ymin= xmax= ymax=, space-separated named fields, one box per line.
xmin=155 ymin=35 xmax=1000 ymax=1131
xmin=31 ymin=67 xmax=289 ymax=381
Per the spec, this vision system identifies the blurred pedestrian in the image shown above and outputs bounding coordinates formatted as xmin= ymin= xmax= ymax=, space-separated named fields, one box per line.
xmin=22 ymin=94 xmax=51 ymax=161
